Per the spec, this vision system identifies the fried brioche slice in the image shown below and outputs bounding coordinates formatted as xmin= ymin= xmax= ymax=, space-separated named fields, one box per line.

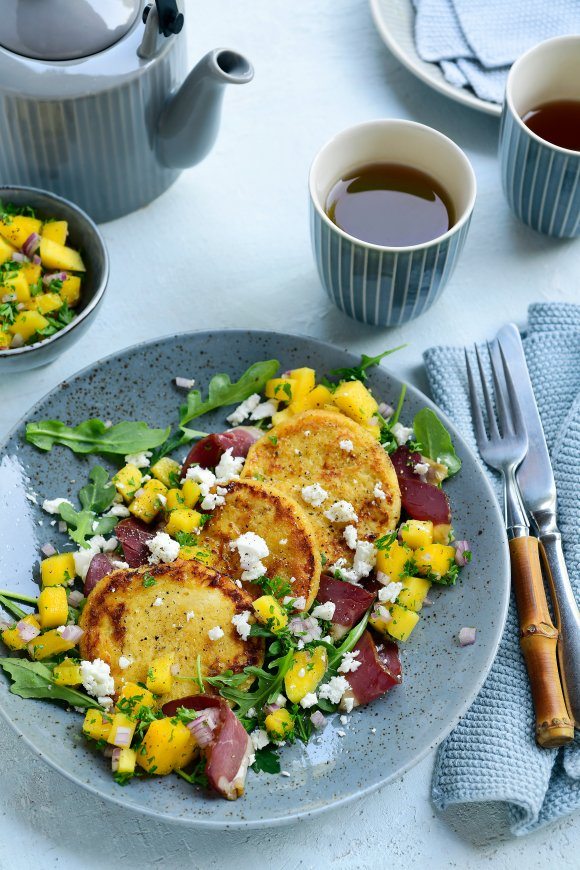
xmin=241 ymin=409 xmax=401 ymax=563
xmin=78 ymin=560 xmax=264 ymax=704
xmin=199 ymin=479 xmax=321 ymax=610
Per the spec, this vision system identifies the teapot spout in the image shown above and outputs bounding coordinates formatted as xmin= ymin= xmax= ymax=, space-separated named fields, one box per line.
xmin=156 ymin=48 xmax=253 ymax=170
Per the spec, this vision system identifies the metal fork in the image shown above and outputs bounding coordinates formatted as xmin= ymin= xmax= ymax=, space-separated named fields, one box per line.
xmin=466 ymin=343 xmax=574 ymax=747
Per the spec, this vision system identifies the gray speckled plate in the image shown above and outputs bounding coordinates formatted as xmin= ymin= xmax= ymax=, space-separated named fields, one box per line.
xmin=0 ymin=330 xmax=509 ymax=829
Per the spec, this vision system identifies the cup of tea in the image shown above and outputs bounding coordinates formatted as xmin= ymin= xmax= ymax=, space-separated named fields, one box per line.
xmin=499 ymin=35 xmax=580 ymax=238
xmin=308 ymin=119 xmax=476 ymax=327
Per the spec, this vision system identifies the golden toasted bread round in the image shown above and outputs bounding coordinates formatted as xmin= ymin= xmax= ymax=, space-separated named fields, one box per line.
xmin=241 ymin=409 xmax=401 ymax=563
xmin=199 ymin=479 xmax=321 ymax=610
xmin=78 ymin=560 xmax=264 ymax=704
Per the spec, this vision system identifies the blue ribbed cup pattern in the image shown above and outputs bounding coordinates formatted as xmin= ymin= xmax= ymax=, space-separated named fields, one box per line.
xmin=499 ymin=107 xmax=580 ymax=238
xmin=310 ymin=203 xmax=471 ymax=327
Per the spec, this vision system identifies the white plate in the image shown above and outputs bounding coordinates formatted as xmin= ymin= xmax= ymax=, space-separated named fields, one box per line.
xmin=370 ymin=0 xmax=502 ymax=117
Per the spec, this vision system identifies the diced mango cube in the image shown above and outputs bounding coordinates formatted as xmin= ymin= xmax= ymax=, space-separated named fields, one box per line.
xmin=265 ymin=707 xmax=294 ymax=740
xmin=333 ymin=380 xmax=378 ymax=424
xmin=150 ymin=457 xmax=181 ymax=488
xmin=165 ymin=487 xmax=185 ymax=512
xmin=253 ymin=595 xmax=288 ymax=633
xmin=146 ymin=655 xmax=174 ymax=695
xmin=40 ymin=552 xmax=76 ymax=587
xmin=433 ymin=523 xmax=453 ymax=545
xmin=384 ymin=603 xmax=420 ymax=642
xmin=0 ymin=235 xmax=15 ymax=264
xmin=117 ymin=681 xmax=156 ymax=715
xmin=83 ymin=708 xmax=112 ymax=742
xmin=284 ymin=646 xmax=327 ymax=703
xmin=288 ymin=367 xmax=316 ymax=399
xmin=115 ymin=747 xmax=137 ymax=776
xmin=8 ymin=310 xmax=49 ymax=341
xmin=369 ymin=603 xmax=394 ymax=637
xmin=53 ymin=659 xmax=82 ymax=686
xmin=0 ymin=215 xmax=42 ymax=248
xmin=59 ymin=275 xmax=81 ymax=307
xmin=0 ymin=331 xmax=11 ymax=349
xmin=107 ymin=712 xmax=136 ymax=747
xmin=398 ymin=576 xmax=431 ymax=612
xmin=39 ymin=237 xmax=85 ymax=272
xmin=129 ymin=479 xmax=167 ymax=524
xmin=28 ymin=628 xmax=76 ymax=660
xmin=137 ymin=717 xmax=196 ymax=775
xmin=165 ymin=508 xmax=202 ymax=538
xmin=32 ymin=292 xmax=63 ymax=315
xmin=376 ymin=540 xmax=412 ymax=581
xmin=265 ymin=377 xmax=297 ymax=403
xmin=180 ymin=479 xmax=201 ymax=508
xmin=37 ymin=585 xmax=69 ymax=628
xmin=21 ymin=262 xmax=41 ymax=285
xmin=113 ymin=464 xmax=142 ymax=503
xmin=271 ymin=408 xmax=292 ymax=427
xmin=6 ymin=271 xmax=31 ymax=303
xmin=290 ymin=384 xmax=334 ymax=414
xmin=414 ymin=544 xmax=456 ymax=579
xmin=400 ymin=520 xmax=433 ymax=550
xmin=1 ymin=614 xmax=40 ymax=651
xmin=42 ymin=220 xmax=68 ymax=246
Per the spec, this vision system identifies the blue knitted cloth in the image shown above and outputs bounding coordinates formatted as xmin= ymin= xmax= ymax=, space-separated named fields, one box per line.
xmin=413 ymin=1 xmax=580 ymax=104
xmin=425 ymin=302 xmax=580 ymax=835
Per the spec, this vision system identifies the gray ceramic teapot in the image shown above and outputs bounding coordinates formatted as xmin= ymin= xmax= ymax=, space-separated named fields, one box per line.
xmin=0 ymin=0 xmax=253 ymax=222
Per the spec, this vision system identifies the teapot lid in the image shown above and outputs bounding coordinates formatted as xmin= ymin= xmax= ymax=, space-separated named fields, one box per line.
xmin=0 ymin=0 xmax=143 ymax=61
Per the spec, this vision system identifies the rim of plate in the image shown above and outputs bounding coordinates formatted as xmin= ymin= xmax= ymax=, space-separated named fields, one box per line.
xmin=369 ymin=0 xmax=502 ymax=118
xmin=0 ymin=328 xmax=510 ymax=829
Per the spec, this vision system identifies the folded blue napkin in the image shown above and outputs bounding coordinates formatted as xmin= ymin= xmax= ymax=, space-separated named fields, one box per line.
xmin=424 ymin=302 xmax=580 ymax=835
xmin=413 ymin=0 xmax=580 ymax=104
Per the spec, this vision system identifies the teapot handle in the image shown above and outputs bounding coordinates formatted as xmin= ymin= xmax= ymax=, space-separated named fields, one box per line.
xmin=153 ymin=0 xmax=184 ymax=37
xmin=138 ymin=2 xmax=183 ymax=60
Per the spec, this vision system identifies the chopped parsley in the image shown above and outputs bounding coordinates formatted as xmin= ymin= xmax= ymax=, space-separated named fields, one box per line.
xmin=142 ymin=574 xmax=156 ymax=588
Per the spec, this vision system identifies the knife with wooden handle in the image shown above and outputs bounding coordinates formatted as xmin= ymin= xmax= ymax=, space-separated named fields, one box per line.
xmin=496 ymin=323 xmax=580 ymax=728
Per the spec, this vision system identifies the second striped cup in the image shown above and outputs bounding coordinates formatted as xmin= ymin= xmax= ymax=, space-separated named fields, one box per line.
xmin=309 ymin=120 xmax=476 ymax=327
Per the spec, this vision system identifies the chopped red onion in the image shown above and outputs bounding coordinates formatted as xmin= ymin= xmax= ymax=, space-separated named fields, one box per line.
xmin=423 ymin=595 xmax=433 ymax=607
xmin=113 ymin=726 xmax=132 ymax=748
xmin=22 ymin=233 xmax=41 ymax=258
xmin=41 ymin=542 xmax=57 ymax=557
xmin=310 ymin=710 xmax=327 ymax=730
xmin=43 ymin=271 xmax=67 ymax=286
xmin=1 ymin=294 xmax=16 ymax=303
xmin=59 ymin=624 xmax=84 ymax=644
xmin=454 ymin=540 xmax=472 ymax=567
xmin=32 ymin=254 xmax=42 ymax=265
xmin=0 ymin=619 xmax=12 ymax=631
xmin=68 ymin=589 xmax=84 ymax=607
xmin=378 ymin=402 xmax=394 ymax=418
xmin=263 ymin=703 xmax=281 ymax=716
xmin=58 ymin=521 xmax=67 ymax=533
xmin=458 ymin=627 xmax=476 ymax=646
xmin=11 ymin=251 xmax=28 ymax=263
xmin=10 ymin=334 xmax=24 ymax=349
xmin=103 ymin=746 xmax=115 ymax=758
xmin=16 ymin=620 xmax=40 ymax=642
xmin=187 ymin=707 xmax=219 ymax=747
xmin=111 ymin=747 xmax=122 ymax=770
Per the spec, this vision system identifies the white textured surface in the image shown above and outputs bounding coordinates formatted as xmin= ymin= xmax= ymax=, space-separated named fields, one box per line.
xmin=0 ymin=1 xmax=579 ymax=867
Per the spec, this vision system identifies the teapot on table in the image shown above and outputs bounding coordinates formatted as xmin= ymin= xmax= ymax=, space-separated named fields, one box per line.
xmin=0 ymin=0 xmax=254 ymax=222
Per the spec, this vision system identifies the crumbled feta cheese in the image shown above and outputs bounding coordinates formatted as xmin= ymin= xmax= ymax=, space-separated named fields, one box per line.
xmin=337 ymin=730 xmax=346 ymax=738
xmin=301 ymin=482 xmax=328 ymax=507
xmin=340 ymin=714 xmax=348 ymax=725
xmin=318 ymin=676 xmax=350 ymax=705
xmin=141 ymin=474 xmax=151 ymax=483
xmin=156 ymin=493 xmax=167 ymax=507
xmin=339 ymin=439 xmax=354 ymax=452
xmin=283 ymin=595 xmax=306 ymax=611
xmin=391 ymin=422 xmax=413 ymax=446
xmin=112 ymin=560 xmax=130 ymax=570
xmin=80 ymin=659 xmax=114 ymax=701
xmin=353 ymin=540 xmax=376 ymax=578
xmin=73 ymin=535 xmax=109 ymax=580
xmin=147 ymin=532 xmax=180 ymax=564
xmin=107 ymin=504 xmax=131 ymax=518
xmin=186 ymin=610 xmax=195 ymax=621
xmin=338 ymin=650 xmax=361 ymax=674
xmin=373 ymin=481 xmax=386 ymax=501
xmin=208 ymin=626 xmax=224 ymax=641
xmin=299 ymin=692 xmax=318 ymax=709
xmin=371 ymin=727 xmax=377 ymax=734
xmin=102 ymin=537 xmax=118 ymax=553
xmin=200 ymin=487 xmax=227 ymax=511
xmin=42 ymin=497 xmax=74 ymax=515
xmin=343 ymin=524 xmax=358 ymax=550
xmin=414 ymin=462 xmax=430 ymax=476
xmin=311 ymin=601 xmax=336 ymax=621
xmin=215 ymin=447 xmax=245 ymax=484
xmin=185 ymin=465 xmax=217 ymax=494
xmin=230 ymin=532 xmax=269 ymax=581
xmin=372 ymin=604 xmax=391 ymax=622
xmin=231 ymin=610 xmax=252 ymax=641
xmin=250 ymin=400 xmax=278 ymax=420
xmin=175 ymin=377 xmax=195 ymax=390
xmin=25 ymin=492 xmax=38 ymax=505
xmin=56 ymin=625 xmax=66 ymax=635
xmin=118 ymin=655 xmax=133 ymax=669
xmin=247 ymin=707 xmax=257 ymax=718
xmin=279 ymin=538 xmax=288 ymax=545
xmin=280 ymin=770 xmax=291 ymax=777
xmin=227 ymin=394 xmax=261 ymax=426
xmin=378 ymin=581 xmax=403 ymax=604
xmin=152 ymin=596 xmax=163 ymax=607
xmin=250 ymin=728 xmax=270 ymax=750
xmin=324 ymin=500 xmax=358 ymax=523
xmin=98 ymin=696 xmax=114 ymax=709
xmin=274 ymin=694 xmax=287 ymax=708
xmin=124 ymin=450 xmax=152 ymax=468
xmin=342 ymin=696 xmax=355 ymax=713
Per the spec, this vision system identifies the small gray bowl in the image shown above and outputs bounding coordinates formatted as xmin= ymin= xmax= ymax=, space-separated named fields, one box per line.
xmin=0 ymin=185 xmax=109 ymax=372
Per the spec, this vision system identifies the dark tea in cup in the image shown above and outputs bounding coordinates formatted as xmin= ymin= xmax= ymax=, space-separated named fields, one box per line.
xmin=325 ymin=162 xmax=455 ymax=247
xmin=522 ymin=100 xmax=580 ymax=152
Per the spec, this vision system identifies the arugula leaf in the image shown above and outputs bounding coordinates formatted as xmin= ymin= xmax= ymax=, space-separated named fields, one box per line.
xmin=57 ymin=466 xmax=118 ymax=548
xmin=179 ymin=359 xmax=279 ymax=425
xmin=0 ymin=595 xmax=26 ymax=620
xmin=251 ymin=747 xmax=281 ymax=774
xmin=149 ymin=426 xmax=208 ymax=465
xmin=177 ymin=757 xmax=209 ymax=788
xmin=25 ymin=419 xmax=171 ymax=456
xmin=211 ymin=649 xmax=295 ymax=719
xmin=0 ymin=658 xmax=102 ymax=709
xmin=326 ymin=610 xmax=370 ymax=670
xmin=79 ymin=466 xmax=116 ymax=513
xmin=329 ymin=346 xmax=406 ymax=383
xmin=413 ymin=408 xmax=461 ymax=476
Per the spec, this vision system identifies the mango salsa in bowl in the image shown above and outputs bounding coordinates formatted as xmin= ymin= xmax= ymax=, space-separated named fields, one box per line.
xmin=0 ymin=186 xmax=108 ymax=372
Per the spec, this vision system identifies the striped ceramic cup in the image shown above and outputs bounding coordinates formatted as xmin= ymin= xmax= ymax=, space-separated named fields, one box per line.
xmin=309 ymin=120 xmax=476 ymax=327
xmin=499 ymin=36 xmax=580 ymax=238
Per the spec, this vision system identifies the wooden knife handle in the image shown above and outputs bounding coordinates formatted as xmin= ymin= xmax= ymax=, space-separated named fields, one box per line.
xmin=510 ymin=536 xmax=574 ymax=747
